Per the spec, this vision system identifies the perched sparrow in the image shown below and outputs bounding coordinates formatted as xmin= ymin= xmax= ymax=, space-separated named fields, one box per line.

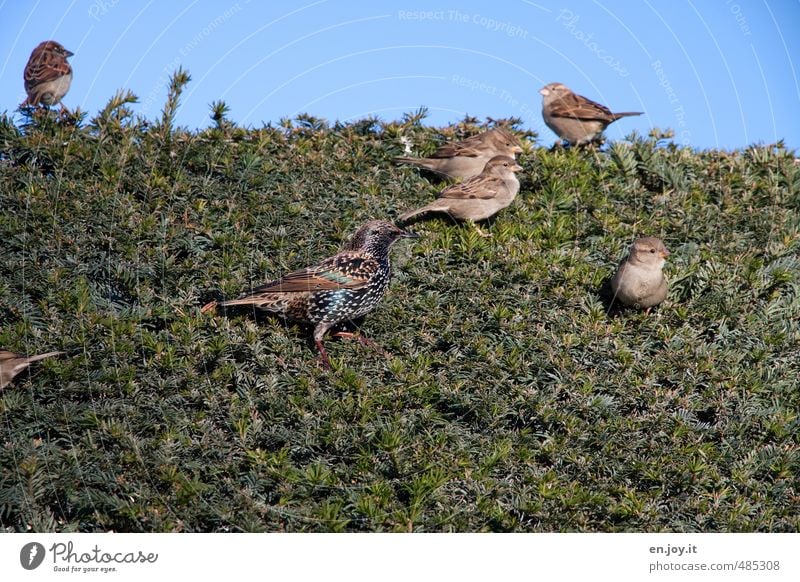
xmin=398 ymin=155 xmax=522 ymax=236
xmin=394 ymin=127 xmax=523 ymax=180
xmin=22 ymin=40 xmax=74 ymax=109
xmin=610 ymin=237 xmax=670 ymax=309
xmin=202 ymin=220 xmax=417 ymax=369
xmin=0 ymin=349 xmax=64 ymax=389
xmin=539 ymin=82 xmax=641 ymax=146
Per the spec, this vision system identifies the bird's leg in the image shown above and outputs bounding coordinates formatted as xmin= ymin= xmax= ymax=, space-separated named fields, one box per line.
xmin=314 ymin=322 xmax=335 ymax=369
xmin=58 ymin=103 xmax=71 ymax=119
xmin=315 ymin=340 xmax=332 ymax=370
xmin=468 ymin=221 xmax=492 ymax=238
xmin=331 ymin=331 xmax=390 ymax=358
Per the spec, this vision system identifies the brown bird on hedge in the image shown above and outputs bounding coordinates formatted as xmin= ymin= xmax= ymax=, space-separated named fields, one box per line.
xmin=202 ymin=220 xmax=417 ymax=369
xmin=539 ymin=82 xmax=641 ymax=146
xmin=22 ymin=40 xmax=74 ymax=110
xmin=610 ymin=237 xmax=670 ymax=309
xmin=0 ymin=349 xmax=64 ymax=389
xmin=398 ymin=155 xmax=522 ymax=237
xmin=394 ymin=127 xmax=523 ymax=180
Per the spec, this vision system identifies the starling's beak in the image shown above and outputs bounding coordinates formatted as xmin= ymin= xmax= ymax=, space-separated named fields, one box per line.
xmin=64 ymin=49 xmax=75 ymax=58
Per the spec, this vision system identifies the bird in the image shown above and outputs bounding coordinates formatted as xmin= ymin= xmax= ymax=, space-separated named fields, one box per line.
xmin=0 ymin=349 xmax=64 ymax=390
xmin=539 ymin=82 xmax=642 ymax=146
xmin=202 ymin=220 xmax=418 ymax=369
xmin=394 ymin=127 xmax=523 ymax=180
xmin=22 ymin=40 xmax=74 ymax=110
xmin=610 ymin=237 xmax=670 ymax=309
xmin=397 ymin=155 xmax=522 ymax=237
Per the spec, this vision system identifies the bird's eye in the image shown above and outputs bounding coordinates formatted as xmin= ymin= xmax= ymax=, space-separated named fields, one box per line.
xmin=649 ymin=249 xmax=656 ymax=253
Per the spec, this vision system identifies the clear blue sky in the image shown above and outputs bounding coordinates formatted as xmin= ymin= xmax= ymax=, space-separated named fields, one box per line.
xmin=1 ymin=0 xmax=798 ymax=150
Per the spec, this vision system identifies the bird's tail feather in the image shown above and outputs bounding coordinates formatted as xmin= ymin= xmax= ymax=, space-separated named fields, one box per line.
xmin=393 ymin=156 xmax=431 ymax=168
xmin=611 ymin=111 xmax=643 ymax=120
xmin=25 ymin=351 xmax=64 ymax=363
xmin=398 ymin=205 xmax=434 ymax=224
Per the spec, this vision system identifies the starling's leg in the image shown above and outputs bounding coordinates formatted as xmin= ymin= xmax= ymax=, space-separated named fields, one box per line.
xmin=314 ymin=322 xmax=335 ymax=369
xmin=314 ymin=340 xmax=331 ymax=369
xmin=200 ymin=301 xmax=218 ymax=314
xmin=331 ymin=331 xmax=390 ymax=358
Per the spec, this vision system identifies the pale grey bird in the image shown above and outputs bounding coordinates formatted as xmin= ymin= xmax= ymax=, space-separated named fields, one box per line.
xmin=610 ymin=237 xmax=670 ymax=309
xmin=540 ymin=82 xmax=642 ymax=146
xmin=0 ymin=349 xmax=64 ymax=389
xmin=398 ymin=155 xmax=522 ymax=237
xmin=394 ymin=127 xmax=523 ymax=180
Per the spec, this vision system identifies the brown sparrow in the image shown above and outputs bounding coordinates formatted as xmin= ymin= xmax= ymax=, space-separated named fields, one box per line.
xmin=610 ymin=237 xmax=670 ymax=309
xmin=539 ymin=82 xmax=641 ymax=146
xmin=398 ymin=155 xmax=522 ymax=236
xmin=22 ymin=40 xmax=74 ymax=109
xmin=394 ymin=127 xmax=523 ymax=180
xmin=0 ymin=349 xmax=64 ymax=389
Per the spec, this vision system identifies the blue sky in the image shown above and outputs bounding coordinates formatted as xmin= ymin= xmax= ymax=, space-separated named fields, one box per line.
xmin=1 ymin=0 xmax=798 ymax=150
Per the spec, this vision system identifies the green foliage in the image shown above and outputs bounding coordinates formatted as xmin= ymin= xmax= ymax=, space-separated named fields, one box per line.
xmin=0 ymin=98 xmax=798 ymax=532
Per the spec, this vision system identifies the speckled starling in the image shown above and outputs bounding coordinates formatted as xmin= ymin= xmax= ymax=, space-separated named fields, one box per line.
xmin=1 ymin=349 xmax=64 ymax=389
xmin=203 ymin=220 xmax=418 ymax=368
xmin=398 ymin=155 xmax=522 ymax=236
xmin=610 ymin=237 xmax=670 ymax=309
xmin=394 ymin=127 xmax=523 ymax=180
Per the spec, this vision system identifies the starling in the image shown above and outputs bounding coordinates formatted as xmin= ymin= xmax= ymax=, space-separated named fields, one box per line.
xmin=610 ymin=237 xmax=670 ymax=309
xmin=397 ymin=155 xmax=522 ymax=237
xmin=539 ymin=82 xmax=642 ymax=146
xmin=394 ymin=127 xmax=523 ymax=180
xmin=1 ymin=349 xmax=64 ymax=389
xmin=203 ymin=220 xmax=418 ymax=368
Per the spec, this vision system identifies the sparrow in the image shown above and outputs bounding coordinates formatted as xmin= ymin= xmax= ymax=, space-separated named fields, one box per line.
xmin=539 ymin=82 xmax=641 ymax=146
xmin=22 ymin=40 xmax=74 ymax=109
xmin=397 ymin=155 xmax=522 ymax=236
xmin=394 ymin=127 xmax=523 ymax=180
xmin=202 ymin=220 xmax=418 ymax=369
xmin=610 ymin=237 xmax=670 ymax=309
xmin=0 ymin=349 xmax=65 ymax=389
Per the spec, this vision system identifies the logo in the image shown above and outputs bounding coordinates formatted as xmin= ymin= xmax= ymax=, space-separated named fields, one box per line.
xmin=20 ymin=542 xmax=46 ymax=570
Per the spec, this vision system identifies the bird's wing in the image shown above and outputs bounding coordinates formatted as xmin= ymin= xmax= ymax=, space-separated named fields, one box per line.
xmin=430 ymin=134 xmax=485 ymax=158
xmin=439 ymin=175 xmax=502 ymax=200
xmin=549 ymin=92 xmax=614 ymax=121
xmin=24 ymin=54 xmax=70 ymax=88
xmin=247 ymin=252 xmax=377 ymax=294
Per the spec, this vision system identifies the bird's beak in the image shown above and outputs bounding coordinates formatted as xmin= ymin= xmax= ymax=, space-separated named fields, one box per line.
xmin=512 ymin=145 xmax=523 ymax=154
xmin=65 ymin=49 xmax=75 ymax=58
xmin=660 ymin=249 xmax=670 ymax=258
xmin=539 ymin=88 xmax=549 ymax=96
xmin=512 ymin=163 xmax=523 ymax=172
